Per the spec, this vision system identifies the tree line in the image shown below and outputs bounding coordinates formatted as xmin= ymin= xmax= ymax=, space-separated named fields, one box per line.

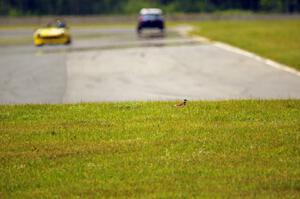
xmin=1 ymin=0 xmax=299 ymax=16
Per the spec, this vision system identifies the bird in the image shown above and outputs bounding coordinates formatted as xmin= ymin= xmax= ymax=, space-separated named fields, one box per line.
xmin=175 ymin=99 xmax=188 ymax=107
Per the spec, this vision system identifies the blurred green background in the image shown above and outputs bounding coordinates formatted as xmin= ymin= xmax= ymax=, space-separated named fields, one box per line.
xmin=0 ymin=0 xmax=299 ymax=16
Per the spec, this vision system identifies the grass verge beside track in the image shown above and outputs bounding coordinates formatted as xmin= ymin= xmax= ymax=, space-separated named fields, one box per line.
xmin=191 ymin=19 xmax=300 ymax=71
xmin=1 ymin=100 xmax=299 ymax=198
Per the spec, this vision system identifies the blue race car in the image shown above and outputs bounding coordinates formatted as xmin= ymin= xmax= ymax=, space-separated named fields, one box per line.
xmin=137 ymin=8 xmax=165 ymax=35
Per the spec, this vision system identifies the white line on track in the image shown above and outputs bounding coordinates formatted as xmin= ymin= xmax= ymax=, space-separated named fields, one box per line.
xmin=176 ymin=25 xmax=300 ymax=77
xmin=213 ymin=41 xmax=300 ymax=77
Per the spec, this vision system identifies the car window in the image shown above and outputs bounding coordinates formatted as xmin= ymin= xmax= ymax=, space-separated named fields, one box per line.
xmin=56 ymin=22 xmax=66 ymax=28
xmin=142 ymin=14 xmax=162 ymax=20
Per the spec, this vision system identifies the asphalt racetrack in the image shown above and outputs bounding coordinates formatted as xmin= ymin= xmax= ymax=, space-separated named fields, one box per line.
xmin=0 ymin=26 xmax=300 ymax=104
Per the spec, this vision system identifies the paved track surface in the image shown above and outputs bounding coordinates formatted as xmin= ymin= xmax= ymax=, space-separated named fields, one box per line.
xmin=0 ymin=27 xmax=300 ymax=104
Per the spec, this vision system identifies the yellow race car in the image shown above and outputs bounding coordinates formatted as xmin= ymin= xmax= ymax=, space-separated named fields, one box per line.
xmin=33 ymin=20 xmax=72 ymax=46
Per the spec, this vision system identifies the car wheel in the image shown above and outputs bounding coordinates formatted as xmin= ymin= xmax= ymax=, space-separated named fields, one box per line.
xmin=65 ymin=38 xmax=72 ymax=45
xmin=35 ymin=43 xmax=44 ymax=47
xmin=160 ymin=28 xmax=165 ymax=36
xmin=137 ymin=28 xmax=142 ymax=36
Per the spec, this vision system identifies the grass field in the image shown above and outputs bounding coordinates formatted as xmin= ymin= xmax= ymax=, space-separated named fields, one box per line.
xmin=1 ymin=100 xmax=299 ymax=198
xmin=191 ymin=19 xmax=300 ymax=71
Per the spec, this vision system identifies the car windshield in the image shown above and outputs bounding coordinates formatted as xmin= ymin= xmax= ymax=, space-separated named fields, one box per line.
xmin=47 ymin=20 xmax=67 ymax=28
xmin=56 ymin=22 xmax=66 ymax=28
xmin=45 ymin=21 xmax=67 ymax=28
xmin=142 ymin=14 xmax=162 ymax=20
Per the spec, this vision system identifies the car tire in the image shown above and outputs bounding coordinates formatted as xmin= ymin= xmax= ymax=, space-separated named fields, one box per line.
xmin=137 ymin=28 xmax=142 ymax=36
xmin=65 ymin=38 xmax=72 ymax=45
xmin=160 ymin=28 xmax=165 ymax=37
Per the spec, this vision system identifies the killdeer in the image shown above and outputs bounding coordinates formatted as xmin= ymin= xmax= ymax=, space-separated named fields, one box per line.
xmin=175 ymin=99 xmax=188 ymax=107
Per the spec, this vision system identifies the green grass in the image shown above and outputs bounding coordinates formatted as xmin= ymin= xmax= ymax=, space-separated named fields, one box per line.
xmin=0 ymin=25 xmax=39 ymax=30
xmin=0 ymin=23 xmax=134 ymax=30
xmin=0 ymin=37 xmax=33 ymax=46
xmin=191 ymin=19 xmax=300 ymax=71
xmin=1 ymin=100 xmax=299 ymax=198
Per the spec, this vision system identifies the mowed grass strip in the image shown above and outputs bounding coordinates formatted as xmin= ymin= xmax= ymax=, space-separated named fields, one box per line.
xmin=0 ymin=100 xmax=299 ymax=198
xmin=191 ymin=19 xmax=300 ymax=71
